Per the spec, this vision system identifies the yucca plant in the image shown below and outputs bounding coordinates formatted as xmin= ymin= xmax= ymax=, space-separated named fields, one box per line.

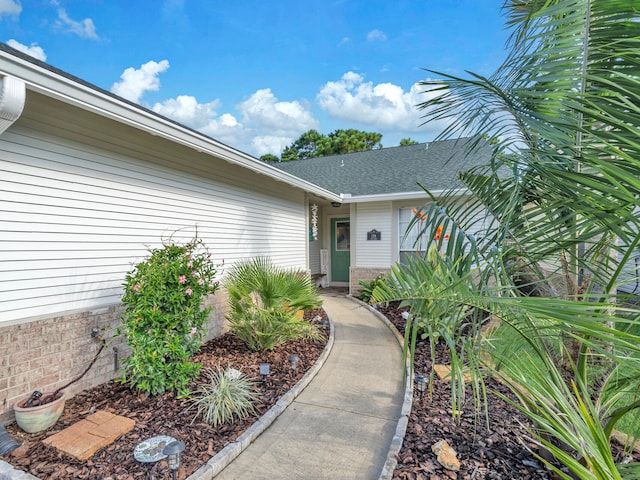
xmin=224 ymin=257 xmax=323 ymax=351
xmin=186 ymin=366 xmax=258 ymax=427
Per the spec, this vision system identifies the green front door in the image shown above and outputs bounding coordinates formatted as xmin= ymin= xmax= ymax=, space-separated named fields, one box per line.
xmin=331 ymin=218 xmax=350 ymax=282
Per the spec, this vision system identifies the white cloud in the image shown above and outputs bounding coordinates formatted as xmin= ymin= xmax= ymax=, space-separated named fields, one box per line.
xmin=152 ymin=95 xmax=220 ymax=126
xmin=0 ymin=0 xmax=21 ymax=17
xmin=237 ymin=88 xmax=318 ymax=135
xmin=54 ymin=7 xmax=99 ymax=39
xmin=367 ymin=29 xmax=387 ymax=42
xmin=6 ymin=39 xmax=46 ymax=61
xmin=317 ymin=71 xmax=449 ymax=135
xmin=149 ymin=88 xmax=318 ymax=157
xmin=338 ymin=37 xmax=350 ymax=46
xmin=251 ymin=136 xmax=292 ymax=157
xmin=152 ymin=94 xmax=247 ymax=150
xmin=111 ymin=60 xmax=170 ymax=103
xmin=317 ymin=72 xmax=417 ymax=129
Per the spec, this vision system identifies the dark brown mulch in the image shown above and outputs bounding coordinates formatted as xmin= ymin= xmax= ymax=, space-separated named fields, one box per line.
xmin=4 ymin=310 xmax=329 ymax=480
xmin=376 ymin=302 xmax=637 ymax=480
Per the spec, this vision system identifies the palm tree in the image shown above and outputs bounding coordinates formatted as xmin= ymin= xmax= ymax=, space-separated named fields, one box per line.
xmin=224 ymin=257 xmax=323 ymax=351
xmin=371 ymin=1 xmax=640 ymax=477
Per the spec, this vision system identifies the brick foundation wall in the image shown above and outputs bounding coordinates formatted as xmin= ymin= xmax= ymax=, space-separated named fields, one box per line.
xmin=0 ymin=290 xmax=228 ymax=423
xmin=349 ymin=267 xmax=391 ymax=297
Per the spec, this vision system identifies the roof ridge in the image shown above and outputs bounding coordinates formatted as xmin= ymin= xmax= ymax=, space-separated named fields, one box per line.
xmin=276 ymin=136 xmax=475 ymax=164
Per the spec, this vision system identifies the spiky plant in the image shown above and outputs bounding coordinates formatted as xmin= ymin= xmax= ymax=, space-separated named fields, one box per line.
xmin=187 ymin=366 xmax=258 ymax=427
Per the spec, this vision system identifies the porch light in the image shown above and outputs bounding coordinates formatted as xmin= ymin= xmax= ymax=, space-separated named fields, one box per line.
xmin=288 ymin=355 xmax=300 ymax=374
xmin=331 ymin=202 xmax=341 ymax=208
xmin=162 ymin=440 xmax=185 ymax=480
xmin=415 ymin=374 xmax=428 ymax=400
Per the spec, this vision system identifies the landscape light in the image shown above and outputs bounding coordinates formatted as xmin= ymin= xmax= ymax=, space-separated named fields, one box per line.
xmin=415 ymin=374 xmax=428 ymax=400
xmin=288 ymin=355 xmax=300 ymax=375
xmin=162 ymin=440 xmax=185 ymax=480
xmin=259 ymin=362 xmax=270 ymax=387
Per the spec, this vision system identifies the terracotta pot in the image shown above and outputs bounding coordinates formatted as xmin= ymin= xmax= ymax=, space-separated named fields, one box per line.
xmin=13 ymin=391 xmax=66 ymax=433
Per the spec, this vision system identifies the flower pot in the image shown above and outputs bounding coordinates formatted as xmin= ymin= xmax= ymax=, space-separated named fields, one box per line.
xmin=13 ymin=391 xmax=66 ymax=433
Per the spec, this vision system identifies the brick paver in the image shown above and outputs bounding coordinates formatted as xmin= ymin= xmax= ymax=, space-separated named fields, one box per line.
xmin=434 ymin=364 xmax=472 ymax=383
xmin=43 ymin=411 xmax=135 ymax=460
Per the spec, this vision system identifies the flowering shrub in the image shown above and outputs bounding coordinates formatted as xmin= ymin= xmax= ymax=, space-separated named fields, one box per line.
xmin=119 ymin=237 xmax=219 ymax=397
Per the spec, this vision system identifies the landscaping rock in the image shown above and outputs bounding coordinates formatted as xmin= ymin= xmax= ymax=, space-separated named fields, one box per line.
xmin=431 ymin=439 xmax=460 ymax=471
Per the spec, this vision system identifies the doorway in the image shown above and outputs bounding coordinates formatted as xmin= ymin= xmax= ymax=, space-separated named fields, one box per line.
xmin=331 ymin=218 xmax=350 ymax=283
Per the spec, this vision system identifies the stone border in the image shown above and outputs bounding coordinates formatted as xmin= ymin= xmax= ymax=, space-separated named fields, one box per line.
xmin=346 ymin=296 xmax=413 ymax=480
xmin=0 ymin=314 xmax=336 ymax=480
xmin=186 ymin=313 xmax=336 ymax=479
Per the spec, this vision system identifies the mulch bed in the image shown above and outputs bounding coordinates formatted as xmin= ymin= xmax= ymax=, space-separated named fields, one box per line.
xmin=3 ymin=310 xmax=329 ymax=480
xmin=376 ymin=302 xmax=638 ymax=480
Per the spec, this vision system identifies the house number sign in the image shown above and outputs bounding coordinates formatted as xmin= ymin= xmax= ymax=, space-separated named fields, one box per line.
xmin=367 ymin=229 xmax=381 ymax=241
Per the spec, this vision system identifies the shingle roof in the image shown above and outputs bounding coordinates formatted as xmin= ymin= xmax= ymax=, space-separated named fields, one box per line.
xmin=273 ymin=137 xmax=492 ymax=197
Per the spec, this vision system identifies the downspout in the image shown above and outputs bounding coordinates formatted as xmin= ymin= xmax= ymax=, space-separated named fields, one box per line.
xmin=0 ymin=75 xmax=26 ymax=135
xmin=0 ymin=76 xmax=26 ymax=456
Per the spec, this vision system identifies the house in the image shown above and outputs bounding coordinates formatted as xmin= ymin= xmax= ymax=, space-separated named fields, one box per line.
xmin=0 ymin=42 xmax=491 ymax=422
xmin=274 ymin=139 xmax=493 ymax=292
xmin=0 ymin=43 xmax=341 ymax=421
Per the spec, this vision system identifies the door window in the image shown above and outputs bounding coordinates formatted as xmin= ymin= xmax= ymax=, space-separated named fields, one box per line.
xmin=335 ymin=221 xmax=350 ymax=251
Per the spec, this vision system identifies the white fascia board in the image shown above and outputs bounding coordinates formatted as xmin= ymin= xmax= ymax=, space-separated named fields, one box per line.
xmin=341 ymin=188 xmax=469 ymax=203
xmin=0 ymin=51 xmax=342 ymax=203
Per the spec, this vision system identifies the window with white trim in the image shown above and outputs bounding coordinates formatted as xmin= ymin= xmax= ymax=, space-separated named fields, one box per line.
xmin=399 ymin=206 xmax=428 ymax=264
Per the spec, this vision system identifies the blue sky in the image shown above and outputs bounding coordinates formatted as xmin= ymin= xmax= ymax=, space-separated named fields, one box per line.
xmin=1 ymin=0 xmax=510 ymax=157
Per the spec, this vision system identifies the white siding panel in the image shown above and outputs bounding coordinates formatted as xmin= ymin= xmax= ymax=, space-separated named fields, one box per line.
xmin=0 ymin=100 xmax=307 ymax=324
xmin=354 ymin=202 xmax=393 ymax=267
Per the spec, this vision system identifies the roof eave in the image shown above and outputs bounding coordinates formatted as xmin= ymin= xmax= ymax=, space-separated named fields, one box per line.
xmin=341 ymin=188 xmax=469 ymax=203
xmin=0 ymin=49 xmax=342 ymax=203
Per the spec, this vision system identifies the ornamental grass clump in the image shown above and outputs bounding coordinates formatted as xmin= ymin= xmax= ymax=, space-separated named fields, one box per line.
xmin=186 ymin=366 xmax=258 ymax=427
xmin=119 ymin=237 xmax=219 ymax=397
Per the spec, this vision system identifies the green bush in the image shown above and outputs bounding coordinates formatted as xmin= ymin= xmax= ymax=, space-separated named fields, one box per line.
xmin=186 ymin=366 xmax=258 ymax=426
xmin=224 ymin=257 xmax=323 ymax=351
xmin=119 ymin=237 xmax=219 ymax=397
xmin=358 ymin=274 xmax=387 ymax=303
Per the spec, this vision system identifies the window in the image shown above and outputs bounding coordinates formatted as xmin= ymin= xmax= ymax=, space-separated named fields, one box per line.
xmin=335 ymin=221 xmax=350 ymax=251
xmin=399 ymin=206 xmax=427 ymax=264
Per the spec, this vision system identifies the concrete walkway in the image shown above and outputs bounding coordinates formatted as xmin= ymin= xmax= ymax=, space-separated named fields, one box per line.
xmin=213 ymin=292 xmax=405 ymax=480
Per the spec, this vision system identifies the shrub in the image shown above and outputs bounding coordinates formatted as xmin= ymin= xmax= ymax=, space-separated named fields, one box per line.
xmin=186 ymin=366 xmax=258 ymax=426
xmin=119 ymin=237 xmax=219 ymax=397
xmin=358 ymin=274 xmax=387 ymax=303
xmin=224 ymin=257 xmax=323 ymax=351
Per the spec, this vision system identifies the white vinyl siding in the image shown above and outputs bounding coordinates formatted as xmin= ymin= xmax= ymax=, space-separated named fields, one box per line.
xmin=0 ymin=93 xmax=307 ymax=324
xmin=354 ymin=202 xmax=392 ymax=267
